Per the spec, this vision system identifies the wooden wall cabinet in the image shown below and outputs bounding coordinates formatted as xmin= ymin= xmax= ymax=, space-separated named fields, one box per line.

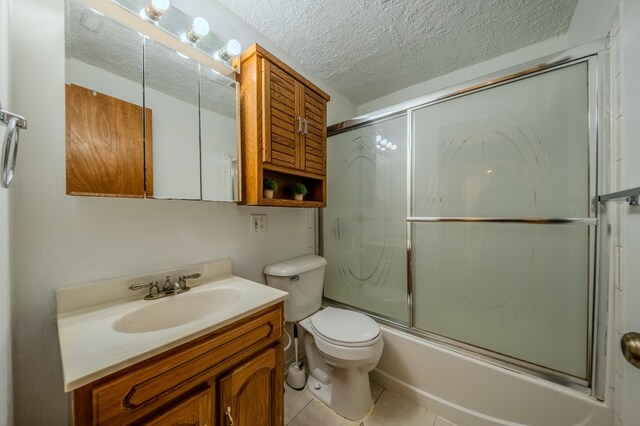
xmin=72 ymin=303 xmax=283 ymax=425
xmin=239 ymin=44 xmax=330 ymax=207
xmin=65 ymin=84 xmax=153 ymax=198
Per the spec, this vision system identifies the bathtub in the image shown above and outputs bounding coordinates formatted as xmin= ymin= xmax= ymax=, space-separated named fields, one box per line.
xmin=370 ymin=325 xmax=611 ymax=426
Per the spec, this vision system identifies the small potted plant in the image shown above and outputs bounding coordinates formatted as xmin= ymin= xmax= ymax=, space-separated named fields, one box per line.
xmin=263 ymin=177 xmax=278 ymax=199
xmin=290 ymin=182 xmax=308 ymax=201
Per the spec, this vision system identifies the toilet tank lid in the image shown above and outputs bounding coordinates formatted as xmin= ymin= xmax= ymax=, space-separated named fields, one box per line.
xmin=264 ymin=255 xmax=327 ymax=277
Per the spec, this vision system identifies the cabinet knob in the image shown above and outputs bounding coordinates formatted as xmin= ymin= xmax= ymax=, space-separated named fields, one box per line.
xmin=225 ymin=406 xmax=235 ymax=425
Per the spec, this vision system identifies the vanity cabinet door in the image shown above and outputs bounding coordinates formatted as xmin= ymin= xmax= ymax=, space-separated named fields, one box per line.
xmin=219 ymin=347 xmax=282 ymax=426
xmin=145 ymin=387 xmax=212 ymax=426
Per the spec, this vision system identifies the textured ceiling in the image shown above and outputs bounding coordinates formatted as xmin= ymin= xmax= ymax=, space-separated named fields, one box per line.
xmin=216 ymin=0 xmax=578 ymax=105
xmin=66 ymin=0 xmax=235 ymax=117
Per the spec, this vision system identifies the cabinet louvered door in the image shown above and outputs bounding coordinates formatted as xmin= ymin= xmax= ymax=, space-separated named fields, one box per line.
xmin=264 ymin=61 xmax=300 ymax=170
xmin=302 ymin=88 xmax=327 ymax=175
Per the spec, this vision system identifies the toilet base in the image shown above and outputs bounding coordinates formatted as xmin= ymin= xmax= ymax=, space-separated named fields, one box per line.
xmin=307 ymin=375 xmax=332 ymax=406
xmin=307 ymin=368 xmax=374 ymax=420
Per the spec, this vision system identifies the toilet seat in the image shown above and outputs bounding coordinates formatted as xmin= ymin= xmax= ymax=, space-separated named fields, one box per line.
xmin=310 ymin=307 xmax=381 ymax=348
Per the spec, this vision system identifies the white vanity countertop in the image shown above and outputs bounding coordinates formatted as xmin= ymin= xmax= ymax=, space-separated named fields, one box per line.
xmin=56 ymin=260 xmax=288 ymax=392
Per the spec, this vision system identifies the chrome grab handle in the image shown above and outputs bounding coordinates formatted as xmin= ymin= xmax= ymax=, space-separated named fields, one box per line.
xmin=297 ymin=116 xmax=304 ymax=133
xmin=406 ymin=216 xmax=598 ymax=225
xmin=621 ymin=332 xmax=640 ymax=369
xmin=225 ymin=406 xmax=234 ymax=425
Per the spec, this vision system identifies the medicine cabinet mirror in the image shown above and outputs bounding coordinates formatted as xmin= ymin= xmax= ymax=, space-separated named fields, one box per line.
xmin=65 ymin=0 xmax=239 ymax=201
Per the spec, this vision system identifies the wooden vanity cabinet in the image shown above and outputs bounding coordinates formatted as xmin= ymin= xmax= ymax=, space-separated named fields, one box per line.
xmin=239 ymin=44 xmax=330 ymax=207
xmin=72 ymin=303 xmax=284 ymax=426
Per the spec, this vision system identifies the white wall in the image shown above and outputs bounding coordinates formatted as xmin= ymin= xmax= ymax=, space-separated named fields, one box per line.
xmin=357 ymin=36 xmax=569 ymax=116
xmin=0 ymin=0 xmax=11 ymax=423
xmin=9 ymin=0 xmax=355 ymax=424
xmin=611 ymin=0 xmax=640 ymax=424
xmin=567 ymin=0 xmax=621 ymax=46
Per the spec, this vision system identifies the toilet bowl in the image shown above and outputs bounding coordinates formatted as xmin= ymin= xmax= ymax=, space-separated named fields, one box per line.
xmin=264 ymin=255 xmax=383 ymax=420
xmin=299 ymin=307 xmax=383 ymax=420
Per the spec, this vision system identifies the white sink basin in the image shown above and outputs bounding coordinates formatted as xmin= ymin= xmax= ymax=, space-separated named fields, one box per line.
xmin=113 ymin=288 xmax=242 ymax=333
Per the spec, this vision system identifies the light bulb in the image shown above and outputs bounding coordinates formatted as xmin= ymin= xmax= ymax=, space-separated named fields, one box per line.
xmin=381 ymin=139 xmax=387 ymax=145
xmin=142 ymin=0 xmax=170 ymax=21
xmin=184 ymin=17 xmax=209 ymax=43
xmin=376 ymin=135 xmax=382 ymax=142
xmin=214 ymin=39 xmax=242 ymax=63
xmin=391 ymin=144 xmax=397 ymax=150
xmin=385 ymin=141 xmax=392 ymax=148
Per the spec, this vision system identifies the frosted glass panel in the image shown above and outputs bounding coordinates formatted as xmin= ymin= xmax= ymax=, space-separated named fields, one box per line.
xmin=412 ymin=63 xmax=590 ymax=379
xmin=414 ymin=63 xmax=589 ymax=218
xmin=324 ymin=117 xmax=408 ymax=322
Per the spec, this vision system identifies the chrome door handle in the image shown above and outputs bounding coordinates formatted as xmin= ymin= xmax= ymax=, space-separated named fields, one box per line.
xmin=225 ymin=406 xmax=235 ymax=425
xmin=621 ymin=332 xmax=640 ymax=369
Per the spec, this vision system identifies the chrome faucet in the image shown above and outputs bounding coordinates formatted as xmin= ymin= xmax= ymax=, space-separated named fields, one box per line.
xmin=163 ymin=275 xmax=182 ymax=294
xmin=129 ymin=272 xmax=201 ymax=300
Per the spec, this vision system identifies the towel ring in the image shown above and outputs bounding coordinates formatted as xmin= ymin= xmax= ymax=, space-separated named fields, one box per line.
xmin=0 ymin=103 xmax=28 ymax=189
xmin=1 ymin=117 xmax=19 ymax=188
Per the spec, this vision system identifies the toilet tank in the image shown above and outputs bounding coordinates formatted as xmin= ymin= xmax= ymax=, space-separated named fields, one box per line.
xmin=264 ymin=255 xmax=327 ymax=322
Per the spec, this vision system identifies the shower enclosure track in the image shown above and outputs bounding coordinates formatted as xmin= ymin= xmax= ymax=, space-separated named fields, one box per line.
xmin=406 ymin=217 xmax=597 ymax=225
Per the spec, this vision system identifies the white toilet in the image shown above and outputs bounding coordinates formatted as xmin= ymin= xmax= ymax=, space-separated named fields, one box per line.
xmin=264 ymin=255 xmax=383 ymax=420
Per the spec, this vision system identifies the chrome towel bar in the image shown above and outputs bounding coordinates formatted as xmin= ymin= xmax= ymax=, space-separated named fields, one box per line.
xmin=0 ymin=102 xmax=27 ymax=189
xmin=597 ymin=187 xmax=640 ymax=206
xmin=406 ymin=217 xmax=598 ymax=225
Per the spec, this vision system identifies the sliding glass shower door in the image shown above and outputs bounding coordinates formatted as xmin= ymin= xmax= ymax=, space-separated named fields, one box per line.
xmin=411 ymin=62 xmax=591 ymax=380
xmin=323 ymin=117 xmax=408 ymax=322
xmin=324 ymin=58 xmax=597 ymax=383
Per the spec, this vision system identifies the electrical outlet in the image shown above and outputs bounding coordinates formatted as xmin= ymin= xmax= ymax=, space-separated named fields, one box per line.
xmin=250 ymin=214 xmax=267 ymax=233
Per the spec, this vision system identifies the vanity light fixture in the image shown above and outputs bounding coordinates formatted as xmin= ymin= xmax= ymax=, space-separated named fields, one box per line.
xmin=214 ymin=39 xmax=242 ymax=63
xmin=183 ymin=17 xmax=209 ymax=43
xmin=141 ymin=0 xmax=170 ymax=21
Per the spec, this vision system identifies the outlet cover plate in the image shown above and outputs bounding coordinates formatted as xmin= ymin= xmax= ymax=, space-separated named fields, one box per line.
xmin=250 ymin=214 xmax=267 ymax=233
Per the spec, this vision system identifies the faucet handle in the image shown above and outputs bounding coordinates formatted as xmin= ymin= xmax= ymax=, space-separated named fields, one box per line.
xmin=179 ymin=273 xmax=201 ymax=281
xmin=129 ymin=280 xmax=159 ymax=291
xmin=129 ymin=280 xmax=161 ymax=300
xmin=177 ymin=272 xmax=201 ymax=291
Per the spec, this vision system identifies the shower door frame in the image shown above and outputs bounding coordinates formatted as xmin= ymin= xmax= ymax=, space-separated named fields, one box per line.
xmin=321 ymin=38 xmax=610 ymax=398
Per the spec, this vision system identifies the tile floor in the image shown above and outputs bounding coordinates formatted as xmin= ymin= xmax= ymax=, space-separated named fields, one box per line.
xmin=284 ymin=381 xmax=457 ymax=426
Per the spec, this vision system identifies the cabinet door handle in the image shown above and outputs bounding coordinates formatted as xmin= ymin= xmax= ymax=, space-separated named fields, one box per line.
xmin=303 ymin=119 xmax=308 ymax=135
xmin=297 ymin=116 xmax=304 ymax=133
xmin=225 ymin=406 xmax=235 ymax=425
